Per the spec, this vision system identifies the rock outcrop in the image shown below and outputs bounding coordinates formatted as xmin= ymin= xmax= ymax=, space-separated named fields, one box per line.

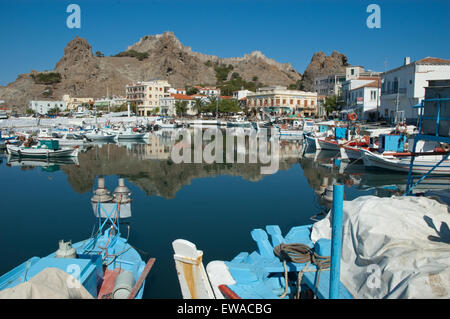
xmin=0 ymin=32 xmax=303 ymax=112
xmin=300 ymin=50 xmax=349 ymax=92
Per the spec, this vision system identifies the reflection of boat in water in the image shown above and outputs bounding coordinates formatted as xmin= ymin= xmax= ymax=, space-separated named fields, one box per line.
xmin=7 ymin=141 xmax=79 ymax=158
xmin=7 ymin=156 xmax=79 ymax=168
xmin=0 ymin=178 xmax=155 ymax=299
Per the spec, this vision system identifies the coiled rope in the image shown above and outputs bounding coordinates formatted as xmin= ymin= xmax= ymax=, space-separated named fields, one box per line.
xmin=273 ymin=243 xmax=330 ymax=299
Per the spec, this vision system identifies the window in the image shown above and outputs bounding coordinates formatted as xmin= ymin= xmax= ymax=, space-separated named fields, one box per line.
xmin=290 ymin=99 xmax=293 ymax=105
xmin=370 ymin=90 xmax=377 ymax=100
xmin=351 ymin=69 xmax=355 ymax=75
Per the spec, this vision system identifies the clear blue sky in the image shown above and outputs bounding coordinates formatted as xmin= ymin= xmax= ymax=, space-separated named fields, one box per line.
xmin=0 ymin=0 xmax=449 ymax=86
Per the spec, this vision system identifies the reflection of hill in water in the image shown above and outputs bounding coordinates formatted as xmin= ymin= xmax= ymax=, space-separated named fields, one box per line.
xmin=62 ymin=144 xmax=299 ymax=199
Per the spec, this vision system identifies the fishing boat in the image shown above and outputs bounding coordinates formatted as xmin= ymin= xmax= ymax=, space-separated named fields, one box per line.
xmin=153 ymin=117 xmax=179 ymax=129
xmin=172 ymin=191 xmax=450 ymax=299
xmin=84 ymin=129 xmax=117 ymax=142
xmin=37 ymin=128 xmax=86 ymax=146
xmin=0 ymin=178 xmax=155 ymax=299
xmin=7 ymin=140 xmax=79 ymax=158
xmin=361 ymin=134 xmax=450 ymax=174
xmin=362 ymin=148 xmax=450 ymax=174
xmin=116 ymin=127 xmax=147 ymax=140
xmin=226 ymin=116 xmax=252 ymax=128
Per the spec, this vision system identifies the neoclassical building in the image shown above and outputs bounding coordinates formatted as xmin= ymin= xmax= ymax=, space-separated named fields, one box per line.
xmin=246 ymin=86 xmax=318 ymax=117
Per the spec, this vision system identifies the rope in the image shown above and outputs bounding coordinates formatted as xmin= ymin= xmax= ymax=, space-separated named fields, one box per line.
xmin=273 ymin=243 xmax=331 ymax=299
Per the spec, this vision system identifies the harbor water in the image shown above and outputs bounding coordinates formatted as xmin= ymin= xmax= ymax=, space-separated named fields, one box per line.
xmin=0 ymin=133 xmax=447 ymax=298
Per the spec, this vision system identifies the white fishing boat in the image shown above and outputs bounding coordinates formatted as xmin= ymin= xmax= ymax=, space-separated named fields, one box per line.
xmin=7 ymin=143 xmax=79 ymax=158
xmin=189 ymin=119 xmax=225 ymax=128
xmin=361 ymin=148 xmax=450 ymax=175
xmin=153 ymin=117 xmax=179 ymax=129
xmin=226 ymin=116 xmax=251 ymax=128
xmin=37 ymin=129 xmax=85 ymax=146
xmin=84 ymin=129 xmax=117 ymax=141
xmin=116 ymin=127 xmax=146 ymax=140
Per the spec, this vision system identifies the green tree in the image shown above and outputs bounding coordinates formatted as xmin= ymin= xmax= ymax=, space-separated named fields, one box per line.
xmin=193 ymin=99 xmax=205 ymax=114
xmin=324 ymin=95 xmax=339 ymax=116
xmin=31 ymin=72 xmax=62 ymax=85
xmin=47 ymin=107 xmax=60 ymax=116
xmin=175 ymin=100 xmax=188 ymax=116
xmin=186 ymin=87 xmax=199 ymax=95
xmin=218 ymin=99 xmax=241 ymax=113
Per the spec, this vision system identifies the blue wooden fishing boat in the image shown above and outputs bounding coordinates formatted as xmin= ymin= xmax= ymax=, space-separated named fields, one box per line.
xmin=0 ymin=178 xmax=155 ymax=299
xmin=173 ymin=184 xmax=352 ymax=299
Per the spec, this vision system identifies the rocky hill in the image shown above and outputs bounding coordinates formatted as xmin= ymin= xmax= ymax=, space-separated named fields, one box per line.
xmin=0 ymin=32 xmax=304 ymax=112
xmin=299 ymin=50 xmax=349 ymax=92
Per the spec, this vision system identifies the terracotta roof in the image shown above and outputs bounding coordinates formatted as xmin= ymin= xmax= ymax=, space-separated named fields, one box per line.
xmin=171 ymin=93 xmax=194 ymax=100
xmin=416 ymin=57 xmax=450 ymax=65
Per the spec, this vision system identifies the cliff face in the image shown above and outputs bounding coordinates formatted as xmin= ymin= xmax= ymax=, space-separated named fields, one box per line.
xmin=299 ymin=50 xmax=349 ymax=92
xmin=0 ymin=32 xmax=303 ymax=112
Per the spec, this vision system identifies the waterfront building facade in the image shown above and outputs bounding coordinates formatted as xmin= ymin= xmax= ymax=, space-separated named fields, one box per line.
xmin=29 ymin=100 xmax=67 ymax=115
xmin=93 ymin=96 xmax=127 ymax=109
xmin=159 ymin=93 xmax=196 ymax=116
xmin=126 ymin=79 xmax=172 ymax=116
xmin=62 ymin=95 xmax=94 ymax=111
xmin=380 ymin=57 xmax=450 ymax=124
xmin=346 ymin=81 xmax=381 ymax=121
xmin=246 ymin=86 xmax=318 ymax=117
xmin=314 ymin=74 xmax=346 ymax=96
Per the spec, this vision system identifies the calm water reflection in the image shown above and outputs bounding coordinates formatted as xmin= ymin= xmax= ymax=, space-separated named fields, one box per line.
xmin=0 ymin=132 xmax=448 ymax=298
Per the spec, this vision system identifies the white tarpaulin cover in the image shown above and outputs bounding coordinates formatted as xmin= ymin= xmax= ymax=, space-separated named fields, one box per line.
xmin=0 ymin=268 xmax=94 ymax=299
xmin=311 ymin=195 xmax=450 ymax=299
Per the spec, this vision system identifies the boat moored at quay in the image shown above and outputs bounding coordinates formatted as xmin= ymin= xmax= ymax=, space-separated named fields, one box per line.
xmin=0 ymin=178 xmax=155 ymax=299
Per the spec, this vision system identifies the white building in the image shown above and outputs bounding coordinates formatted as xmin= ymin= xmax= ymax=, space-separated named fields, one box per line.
xmin=346 ymin=81 xmax=381 ymax=121
xmin=195 ymin=86 xmax=220 ymax=96
xmin=29 ymin=100 xmax=67 ymax=115
xmin=314 ymin=66 xmax=380 ymax=98
xmin=159 ymin=94 xmax=196 ymax=116
xmin=232 ymin=89 xmax=252 ymax=101
xmin=380 ymin=57 xmax=450 ymax=123
xmin=126 ymin=79 xmax=172 ymax=116
xmin=168 ymin=88 xmax=187 ymax=95
xmin=314 ymin=74 xmax=346 ymax=96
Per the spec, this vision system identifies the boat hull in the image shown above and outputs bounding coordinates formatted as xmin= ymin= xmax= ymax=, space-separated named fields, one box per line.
xmin=7 ymin=145 xmax=78 ymax=158
xmin=117 ymin=133 xmax=146 ymax=140
xmin=85 ymin=134 xmax=116 ymax=141
xmin=317 ymin=138 xmax=341 ymax=151
xmin=362 ymin=149 xmax=450 ymax=174
xmin=340 ymin=146 xmax=363 ymax=161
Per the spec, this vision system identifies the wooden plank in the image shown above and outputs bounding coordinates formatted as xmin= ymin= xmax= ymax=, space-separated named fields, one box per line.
xmin=128 ymin=258 xmax=156 ymax=299
xmin=98 ymin=269 xmax=122 ymax=299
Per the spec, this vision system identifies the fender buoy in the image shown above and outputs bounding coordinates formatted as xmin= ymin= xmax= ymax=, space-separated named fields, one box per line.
xmin=396 ymin=123 xmax=407 ymax=133
xmin=347 ymin=113 xmax=357 ymax=121
xmin=218 ymin=285 xmax=241 ymax=299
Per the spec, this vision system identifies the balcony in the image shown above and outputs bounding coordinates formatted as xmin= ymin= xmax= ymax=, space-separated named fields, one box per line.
xmin=381 ymin=88 xmax=407 ymax=98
